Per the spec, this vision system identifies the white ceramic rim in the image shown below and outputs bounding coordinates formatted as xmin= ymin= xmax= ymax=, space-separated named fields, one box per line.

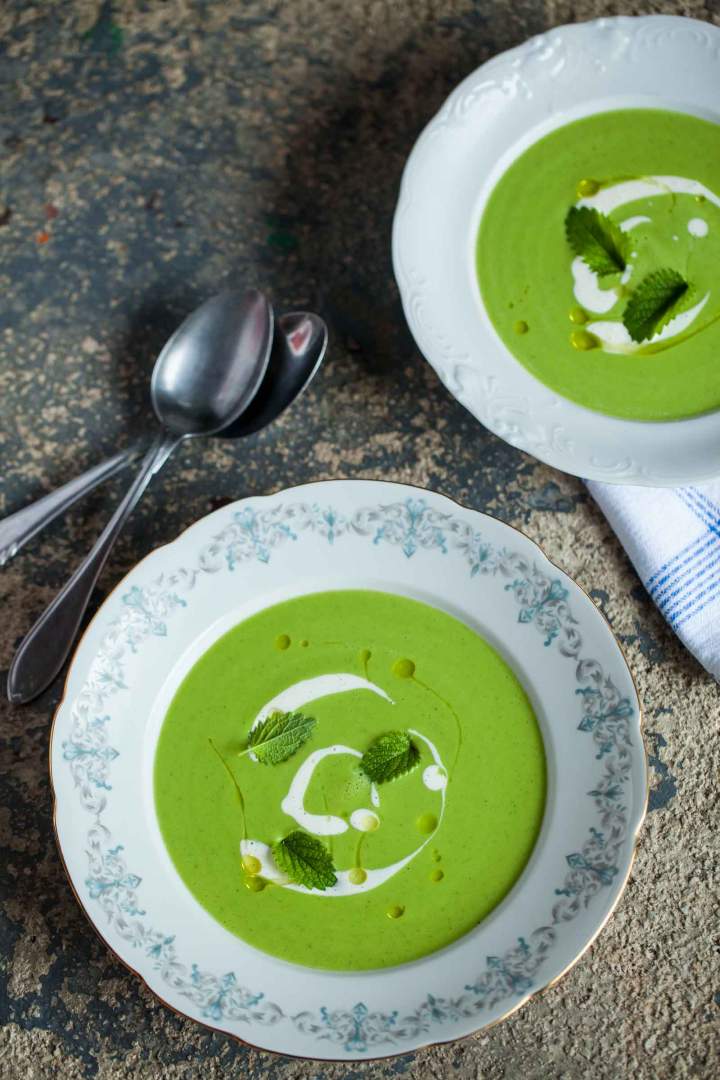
xmin=392 ymin=15 xmax=720 ymax=486
xmin=50 ymin=480 xmax=646 ymax=1059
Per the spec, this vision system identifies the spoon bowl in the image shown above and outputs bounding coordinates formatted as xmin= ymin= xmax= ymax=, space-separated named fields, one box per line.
xmin=152 ymin=289 xmax=273 ymax=436
xmin=226 ymin=311 xmax=328 ymax=438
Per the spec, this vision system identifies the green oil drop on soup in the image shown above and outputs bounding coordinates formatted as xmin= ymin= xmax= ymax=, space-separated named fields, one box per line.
xmin=476 ymin=109 xmax=720 ymax=421
xmin=154 ymin=591 xmax=546 ymax=970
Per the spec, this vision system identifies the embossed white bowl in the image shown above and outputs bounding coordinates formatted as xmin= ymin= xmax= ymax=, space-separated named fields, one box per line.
xmin=51 ymin=481 xmax=645 ymax=1059
xmin=392 ymin=15 xmax=720 ymax=486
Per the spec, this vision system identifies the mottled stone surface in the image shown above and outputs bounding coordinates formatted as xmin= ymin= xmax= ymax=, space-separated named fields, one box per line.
xmin=1 ymin=1 xmax=719 ymax=1077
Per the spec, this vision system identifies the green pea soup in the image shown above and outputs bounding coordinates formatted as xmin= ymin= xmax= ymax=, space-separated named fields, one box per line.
xmin=154 ymin=590 xmax=547 ymax=970
xmin=476 ymin=109 xmax=720 ymax=420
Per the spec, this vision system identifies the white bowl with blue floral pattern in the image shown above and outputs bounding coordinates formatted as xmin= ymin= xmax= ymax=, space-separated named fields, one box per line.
xmin=51 ymin=480 xmax=646 ymax=1059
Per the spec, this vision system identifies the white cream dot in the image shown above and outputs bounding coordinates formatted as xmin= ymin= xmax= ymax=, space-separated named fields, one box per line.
xmin=423 ymin=764 xmax=447 ymax=791
xmin=688 ymin=217 xmax=709 ymax=238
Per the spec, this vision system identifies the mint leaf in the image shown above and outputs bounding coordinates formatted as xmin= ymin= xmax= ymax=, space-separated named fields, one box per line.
xmin=272 ymin=830 xmax=337 ymax=890
xmin=360 ymin=730 xmax=420 ymax=783
xmin=623 ymin=268 xmax=691 ymax=343
xmin=240 ymin=711 xmax=316 ymax=765
xmin=565 ymin=205 xmax=627 ymax=277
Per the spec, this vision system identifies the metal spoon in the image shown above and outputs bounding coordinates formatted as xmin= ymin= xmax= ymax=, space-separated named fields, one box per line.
xmin=0 ymin=311 xmax=326 ymax=567
xmin=227 ymin=310 xmax=327 ymax=437
xmin=0 ymin=452 xmax=134 ymax=568
xmin=7 ymin=289 xmax=273 ymax=705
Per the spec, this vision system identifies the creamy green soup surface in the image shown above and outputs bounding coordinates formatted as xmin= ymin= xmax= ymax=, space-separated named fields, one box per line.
xmin=154 ymin=590 xmax=546 ymax=970
xmin=476 ymin=109 xmax=720 ymax=420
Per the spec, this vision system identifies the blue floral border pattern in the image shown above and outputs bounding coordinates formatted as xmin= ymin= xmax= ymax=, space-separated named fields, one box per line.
xmin=61 ymin=499 xmax=636 ymax=1054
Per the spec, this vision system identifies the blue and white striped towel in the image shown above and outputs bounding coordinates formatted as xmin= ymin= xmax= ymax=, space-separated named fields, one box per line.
xmin=588 ymin=480 xmax=720 ymax=680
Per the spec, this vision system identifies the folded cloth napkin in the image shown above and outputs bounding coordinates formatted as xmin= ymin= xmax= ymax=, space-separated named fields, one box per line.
xmin=587 ymin=479 xmax=720 ymax=680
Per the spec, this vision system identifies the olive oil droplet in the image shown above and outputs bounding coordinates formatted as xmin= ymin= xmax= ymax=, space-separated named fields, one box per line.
xmin=513 ymin=319 xmax=529 ymax=335
xmin=299 ymin=639 xmax=309 ymax=648
xmin=392 ymin=658 xmax=415 ymax=679
xmin=577 ymin=177 xmax=599 ymax=197
xmin=275 ymin=634 xmax=291 ymax=651
xmin=569 ymin=306 xmax=587 ymax=325
xmin=416 ymin=812 xmax=438 ymax=835
xmin=348 ymin=867 xmax=367 ymax=885
xmin=241 ymin=854 xmax=261 ymax=876
xmin=386 ymin=904 xmax=405 ymax=920
xmin=430 ymin=869 xmax=444 ymax=883
xmin=570 ymin=329 xmax=599 ymax=352
xmin=245 ymin=876 xmax=267 ymax=892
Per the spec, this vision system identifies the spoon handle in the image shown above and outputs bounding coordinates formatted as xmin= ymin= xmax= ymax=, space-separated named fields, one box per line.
xmin=0 ymin=450 xmax=135 ymax=567
xmin=7 ymin=431 xmax=182 ymax=705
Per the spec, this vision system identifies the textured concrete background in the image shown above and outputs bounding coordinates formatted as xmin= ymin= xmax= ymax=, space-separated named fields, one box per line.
xmin=1 ymin=1 xmax=719 ymax=1077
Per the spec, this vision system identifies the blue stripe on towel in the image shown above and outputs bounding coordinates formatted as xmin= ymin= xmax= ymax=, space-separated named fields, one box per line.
xmin=663 ymin=549 xmax=720 ymax=620
xmin=673 ymin=575 xmax=720 ymax=628
xmin=651 ymin=488 xmax=720 ymax=627
xmin=651 ymin=532 xmax=719 ymax=604
xmin=687 ymin=486 xmax=720 ymax=521
xmin=648 ymin=489 xmax=718 ymax=602
xmin=647 ymin=530 xmax=712 ymax=592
